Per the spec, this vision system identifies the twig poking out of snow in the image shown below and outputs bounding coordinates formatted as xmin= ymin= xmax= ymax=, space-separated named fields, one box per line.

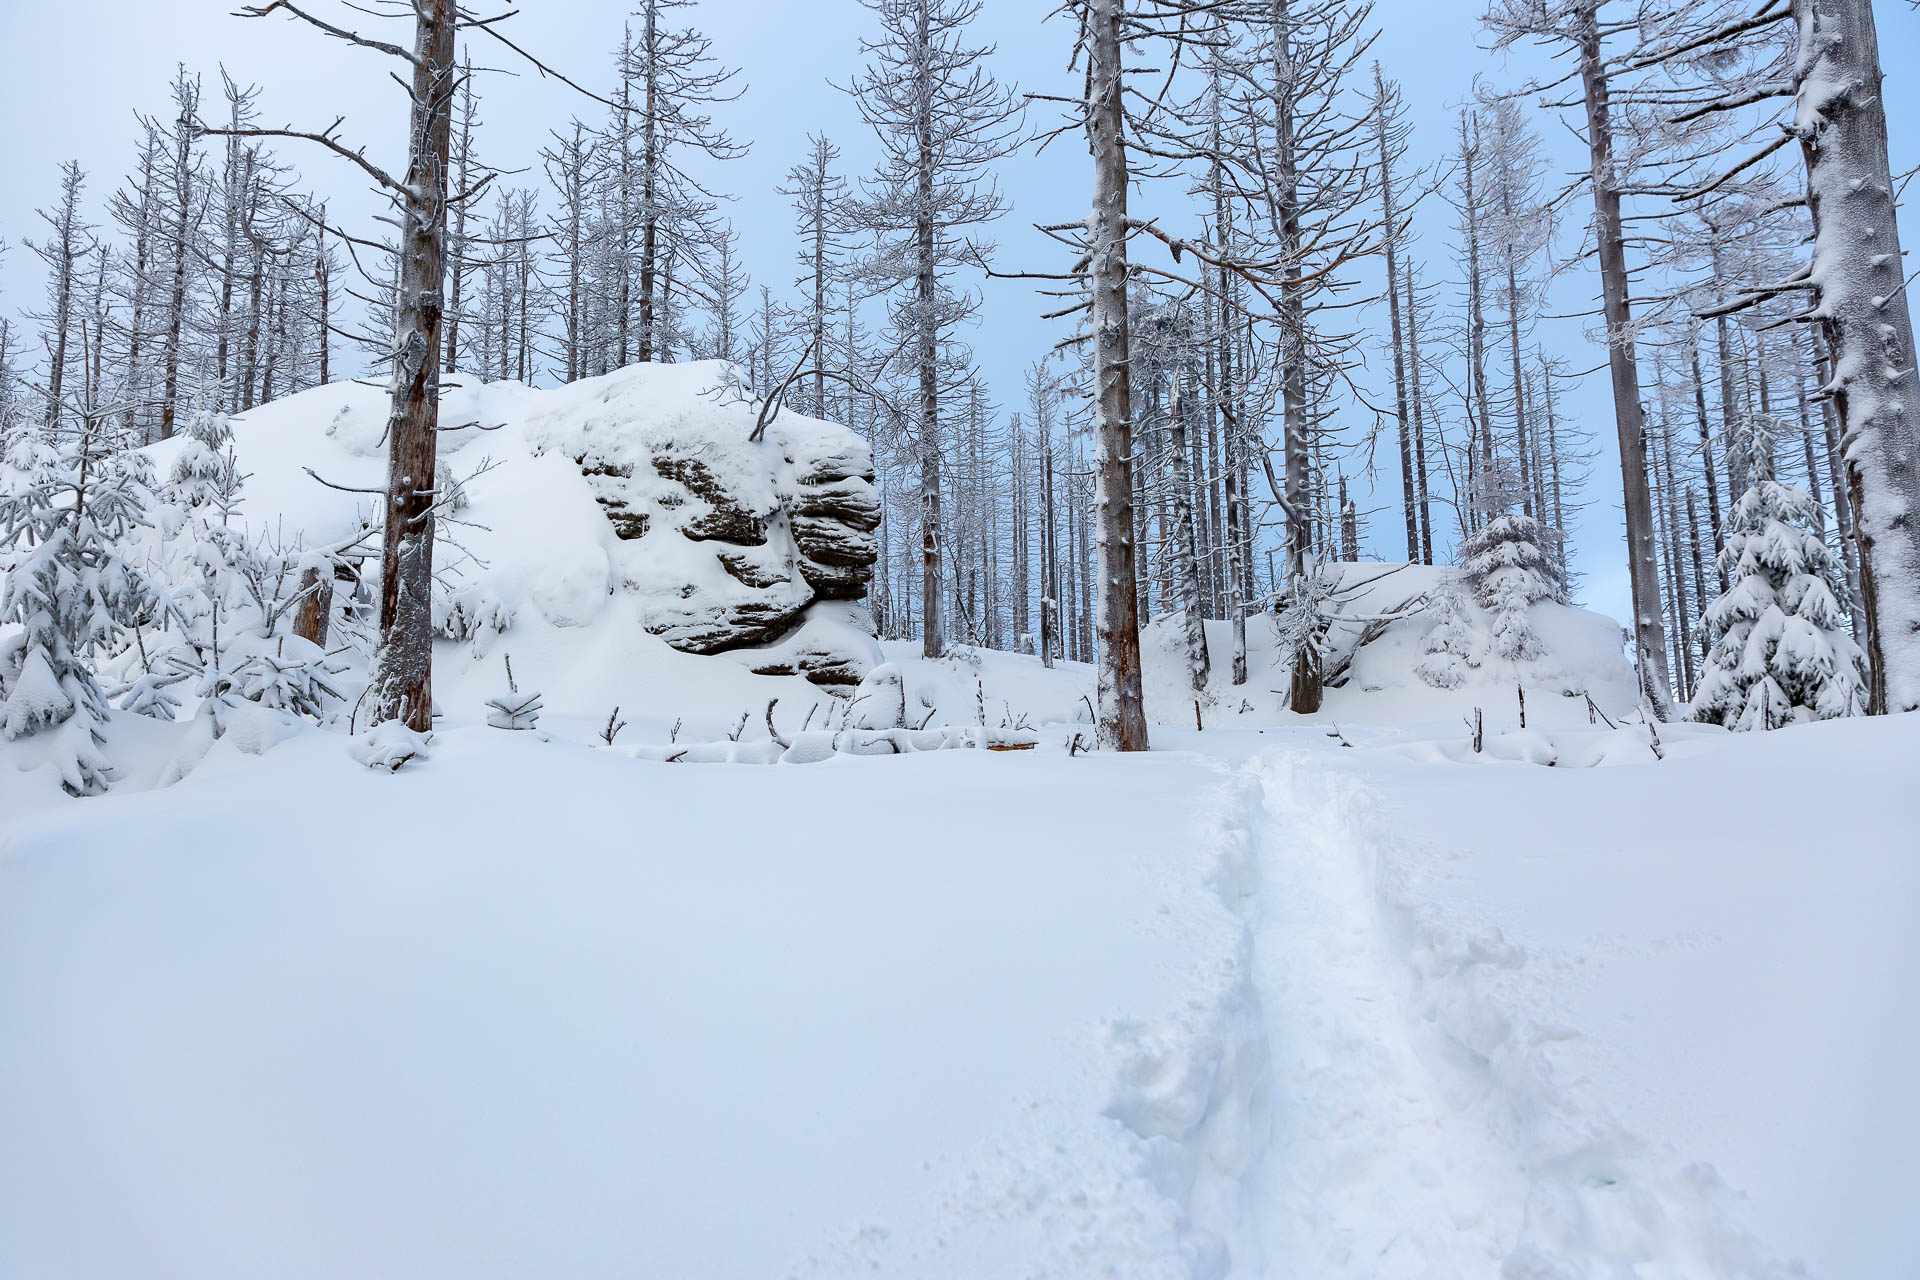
xmin=600 ymin=706 xmax=628 ymax=746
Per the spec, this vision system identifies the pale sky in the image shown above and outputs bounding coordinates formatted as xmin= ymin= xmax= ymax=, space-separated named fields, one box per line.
xmin=4 ymin=0 xmax=1917 ymax=629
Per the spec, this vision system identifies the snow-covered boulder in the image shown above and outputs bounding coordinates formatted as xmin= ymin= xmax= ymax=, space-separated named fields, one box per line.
xmin=521 ymin=363 xmax=880 ymax=671
xmin=137 ymin=362 xmax=883 ymax=692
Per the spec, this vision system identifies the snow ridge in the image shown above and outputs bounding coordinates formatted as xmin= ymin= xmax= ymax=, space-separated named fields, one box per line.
xmin=1243 ymin=750 xmax=1795 ymax=1279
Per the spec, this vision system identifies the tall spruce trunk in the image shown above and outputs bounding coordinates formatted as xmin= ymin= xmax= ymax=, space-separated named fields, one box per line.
xmin=315 ymin=203 xmax=330 ymax=385
xmin=638 ymin=0 xmax=660 ymax=364
xmin=1576 ymin=0 xmax=1674 ymax=714
xmin=1209 ymin=93 xmax=1248 ymax=685
xmin=1041 ymin=436 xmax=1058 ymax=668
xmin=914 ymin=0 xmax=943 ymax=659
xmin=1689 ymin=336 xmax=1728 ymax=588
xmin=369 ymin=0 xmax=457 ymax=733
xmin=1793 ymin=0 xmax=1920 ymax=712
xmin=444 ymin=60 xmax=474 ymax=375
xmin=1086 ymin=0 xmax=1148 ymax=748
xmin=1407 ymin=265 xmax=1434 ymax=562
xmin=1810 ymin=326 xmax=1865 ymax=629
xmin=1169 ymin=376 xmax=1211 ymax=692
xmin=159 ymin=108 xmax=194 ymax=439
xmin=1272 ymin=0 xmax=1319 ymax=712
xmin=1375 ymin=67 xmax=1418 ymax=561
xmin=1460 ymin=113 xmax=1495 ymax=525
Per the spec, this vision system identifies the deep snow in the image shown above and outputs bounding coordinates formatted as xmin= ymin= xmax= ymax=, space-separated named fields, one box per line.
xmin=2 ymin=536 xmax=1914 ymax=1275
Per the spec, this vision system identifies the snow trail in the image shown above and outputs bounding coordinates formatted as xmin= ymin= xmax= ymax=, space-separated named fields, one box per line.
xmin=1238 ymin=749 xmax=1794 ymax=1279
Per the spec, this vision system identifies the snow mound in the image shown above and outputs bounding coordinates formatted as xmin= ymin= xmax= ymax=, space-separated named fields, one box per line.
xmin=1140 ymin=562 xmax=1640 ymax=729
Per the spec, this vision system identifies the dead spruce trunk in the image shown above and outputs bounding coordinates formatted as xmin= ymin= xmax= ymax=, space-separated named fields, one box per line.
xmin=369 ymin=0 xmax=457 ymax=733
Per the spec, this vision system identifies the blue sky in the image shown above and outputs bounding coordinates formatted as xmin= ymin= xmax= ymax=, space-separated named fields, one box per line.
xmin=4 ymin=0 xmax=1916 ymax=629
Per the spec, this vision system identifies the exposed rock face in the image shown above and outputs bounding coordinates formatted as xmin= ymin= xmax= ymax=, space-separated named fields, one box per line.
xmin=522 ymin=362 xmax=882 ymax=687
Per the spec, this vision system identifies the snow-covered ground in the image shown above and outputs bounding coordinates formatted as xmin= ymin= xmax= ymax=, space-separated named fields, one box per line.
xmin=2 ymin=389 xmax=1913 ymax=1277
xmin=5 ymin=657 xmax=1914 ymax=1276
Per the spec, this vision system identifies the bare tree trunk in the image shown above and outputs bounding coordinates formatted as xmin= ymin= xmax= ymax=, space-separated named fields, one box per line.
xmin=314 ymin=202 xmax=331 ymax=386
xmin=1086 ymin=0 xmax=1148 ymax=747
xmin=1460 ymin=111 xmax=1496 ymax=527
xmin=1041 ymin=435 xmax=1058 ymax=668
xmin=1541 ymin=351 xmax=1567 ymax=575
xmin=638 ymin=0 xmax=659 ymax=364
xmin=1407 ymin=265 xmax=1433 ymax=563
xmin=1272 ymin=0 xmax=1319 ymax=714
xmin=1809 ymin=326 xmax=1865 ymax=630
xmin=294 ymin=564 xmax=334 ymax=649
xmin=158 ymin=80 xmax=197 ymax=440
xmin=1576 ymin=0 xmax=1673 ymax=714
xmin=1793 ymin=0 xmax=1920 ymax=711
xmin=1688 ymin=335 xmax=1727 ymax=589
xmin=1210 ymin=130 xmax=1248 ymax=685
xmin=444 ymin=56 xmax=475 ymax=375
xmin=1656 ymin=407 xmax=1694 ymax=697
xmin=40 ymin=165 xmax=85 ymax=430
xmin=1707 ymin=238 xmax=1752 ymax=503
xmin=1375 ymin=67 xmax=1418 ymax=561
xmin=369 ymin=0 xmax=458 ymax=732
xmin=1685 ymin=485 xmax=1710 ymax=644
xmin=1169 ymin=376 xmax=1211 ymax=692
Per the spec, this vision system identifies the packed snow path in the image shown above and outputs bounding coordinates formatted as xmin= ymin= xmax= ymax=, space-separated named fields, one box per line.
xmin=1233 ymin=751 xmax=1795 ymax=1277
xmin=1243 ymin=752 xmax=1534 ymax=1274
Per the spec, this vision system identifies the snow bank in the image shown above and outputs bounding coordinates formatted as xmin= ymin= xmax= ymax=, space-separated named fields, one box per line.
xmin=0 ymin=730 xmax=1270 ymax=1279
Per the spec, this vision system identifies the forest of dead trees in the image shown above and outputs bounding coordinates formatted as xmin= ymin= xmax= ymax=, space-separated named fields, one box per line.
xmin=3 ymin=0 xmax=1916 ymax=755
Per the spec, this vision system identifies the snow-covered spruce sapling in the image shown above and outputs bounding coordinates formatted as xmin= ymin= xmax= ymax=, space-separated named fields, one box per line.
xmin=1459 ymin=511 xmax=1564 ymax=666
xmin=0 ymin=424 xmax=162 ymax=794
xmin=1415 ymin=578 xmax=1479 ymax=690
xmin=151 ymin=426 xmax=346 ymax=733
xmin=485 ymin=654 xmax=543 ymax=731
xmin=165 ymin=392 xmax=238 ymax=512
xmin=1690 ymin=418 xmax=1867 ymax=730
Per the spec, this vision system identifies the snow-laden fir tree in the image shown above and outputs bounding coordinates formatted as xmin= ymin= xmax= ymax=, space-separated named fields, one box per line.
xmin=166 ymin=390 xmax=237 ymax=511
xmin=0 ymin=424 xmax=161 ymax=794
xmin=1415 ymin=577 xmax=1480 ymax=690
xmin=1690 ymin=418 xmax=1866 ymax=730
xmin=1459 ymin=510 xmax=1565 ymax=663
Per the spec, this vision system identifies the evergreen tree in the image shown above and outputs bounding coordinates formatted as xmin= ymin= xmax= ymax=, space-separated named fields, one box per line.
xmin=1415 ymin=577 xmax=1479 ymax=690
xmin=1691 ymin=420 xmax=1866 ymax=729
xmin=166 ymin=389 xmax=238 ymax=511
xmin=1458 ymin=511 xmax=1564 ymax=664
xmin=0 ymin=424 xmax=160 ymax=794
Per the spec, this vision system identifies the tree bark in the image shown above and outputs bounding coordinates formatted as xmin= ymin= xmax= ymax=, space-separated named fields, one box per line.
xmin=1576 ymin=0 xmax=1674 ymax=714
xmin=369 ymin=0 xmax=457 ymax=732
xmin=1086 ymin=0 xmax=1148 ymax=748
xmin=1375 ymin=67 xmax=1418 ymax=561
xmin=1169 ymin=375 xmax=1211 ymax=692
xmin=1793 ymin=0 xmax=1920 ymax=711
